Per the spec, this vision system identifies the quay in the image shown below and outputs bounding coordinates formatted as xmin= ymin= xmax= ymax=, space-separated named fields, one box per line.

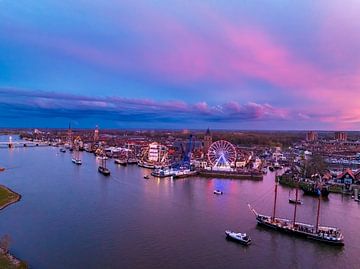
xmin=198 ymin=170 xmax=263 ymax=180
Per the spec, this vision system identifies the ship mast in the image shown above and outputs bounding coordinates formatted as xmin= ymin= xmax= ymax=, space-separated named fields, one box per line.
xmin=292 ymin=180 xmax=299 ymax=226
xmin=272 ymin=171 xmax=279 ymax=221
xmin=315 ymin=195 xmax=321 ymax=233
xmin=103 ymin=157 xmax=107 ymax=168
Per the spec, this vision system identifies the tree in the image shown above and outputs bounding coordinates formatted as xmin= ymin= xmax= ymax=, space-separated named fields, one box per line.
xmin=0 ymin=234 xmax=11 ymax=254
xmin=302 ymin=154 xmax=326 ymax=179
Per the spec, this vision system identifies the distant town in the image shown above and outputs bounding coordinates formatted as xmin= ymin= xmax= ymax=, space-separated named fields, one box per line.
xmin=1 ymin=127 xmax=360 ymax=199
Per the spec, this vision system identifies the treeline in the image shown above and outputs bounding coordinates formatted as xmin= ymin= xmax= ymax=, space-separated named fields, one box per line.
xmin=211 ymin=131 xmax=304 ymax=147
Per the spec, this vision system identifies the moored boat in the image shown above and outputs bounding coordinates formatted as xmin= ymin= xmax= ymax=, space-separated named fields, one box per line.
xmin=138 ymin=161 xmax=155 ymax=169
xmin=301 ymin=183 xmax=329 ymax=197
xmin=173 ymin=169 xmax=198 ymax=178
xmin=151 ymin=168 xmax=175 ymax=178
xmin=114 ymin=159 xmax=127 ymax=166
xmin=127 ymin=158 xmax=138 ymax=165
xmin=225 ymin=230 xmax=251 ymax=245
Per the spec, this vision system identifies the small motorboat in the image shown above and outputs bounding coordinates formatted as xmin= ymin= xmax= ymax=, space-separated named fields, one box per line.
xmin=144 ymin=175 xmax=150 ymax=179
xmin=60 ymin=148 xmax=66 ymax=153
xmin=72 ymin=158 xmax=82 ymax=165
xmin=289 ymin=198 xmax=303 ymax=204
xmin=214 ymin=190 xmax=223 ymax=195
xmin=225 ymin=230 xmax=251 ymax=245
xmin=98 ymin=166 xmax=110 ymax=176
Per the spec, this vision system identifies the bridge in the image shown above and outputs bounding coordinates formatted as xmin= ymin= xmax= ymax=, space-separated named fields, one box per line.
xmin=0 ymin=137 xmax=49 ymax=148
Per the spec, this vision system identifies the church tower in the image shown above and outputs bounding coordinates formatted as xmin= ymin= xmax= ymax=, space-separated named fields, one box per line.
xmin=203 ymin=128 xmax=212 ymax=154
xmin=94 ymin=125 xmax=99 ymax=142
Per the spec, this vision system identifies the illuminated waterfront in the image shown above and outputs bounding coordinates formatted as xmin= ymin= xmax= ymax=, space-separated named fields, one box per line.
xmin=0 ymin=140 xmax=360 ymax=268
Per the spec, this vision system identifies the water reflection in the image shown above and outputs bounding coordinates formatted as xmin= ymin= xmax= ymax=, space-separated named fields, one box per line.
xmin=0 ymin=144 xmax=358 ymax=269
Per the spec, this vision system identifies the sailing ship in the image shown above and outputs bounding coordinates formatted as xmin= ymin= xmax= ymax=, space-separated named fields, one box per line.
xmin=288 ymin=190 xmax=303 ymax=204
xmin=72 ymin=148 xmax=82 ymax=165
xmin=98 ymin=156 xmax=110 ymax=176
xmin=248 ymin=178 xmax=344 ymax=246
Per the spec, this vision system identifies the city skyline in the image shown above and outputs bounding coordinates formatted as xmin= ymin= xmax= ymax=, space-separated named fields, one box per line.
xmin=1 ymin=1 xmax=360 ymax=129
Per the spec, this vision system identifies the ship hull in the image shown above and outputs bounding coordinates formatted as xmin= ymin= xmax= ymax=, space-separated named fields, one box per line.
xmin=98 ymin=167 xmax=110 ymax=176
xmin=256 ymin=218 xmax=344 ymax=246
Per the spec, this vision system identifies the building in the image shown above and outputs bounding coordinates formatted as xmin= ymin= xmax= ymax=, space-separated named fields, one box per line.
xmin=306 ymin=131 xmax=318 ymax=142
xmin=203 ymin=128 xmax=212 ymax=154
xmin=94 ymin=125 xmax=99 ymax=142
xmin=335 ymin=132 xmax=347 ymax=141
xmin=67 ymin=122 xmax=73 ymax=145
xmin=336 ymin=168 xmax=355 ymax=184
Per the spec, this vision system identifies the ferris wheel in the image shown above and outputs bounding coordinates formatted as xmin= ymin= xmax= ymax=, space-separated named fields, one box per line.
xmin=207 ymin=140 xmax=237 ymax=169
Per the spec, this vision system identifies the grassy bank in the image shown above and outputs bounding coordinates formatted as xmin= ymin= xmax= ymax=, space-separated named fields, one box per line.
xmin=0 ymin=185 xmax=27 ymax=268
xmin=0 ymin=185 xmax=21 ymax=210
xmin=0 ymin=254 xmax=28 ymax=269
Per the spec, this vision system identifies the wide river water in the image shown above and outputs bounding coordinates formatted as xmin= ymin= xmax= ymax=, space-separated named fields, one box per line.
xmin=0 ymin=136 xmax=359 ymax=269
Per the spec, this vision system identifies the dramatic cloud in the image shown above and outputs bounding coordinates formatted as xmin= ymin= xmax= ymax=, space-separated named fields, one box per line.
xmin=0 ymin=88 xmax=289 ymax=125
xmin=1 ymin=1 xmax=360 ymax=129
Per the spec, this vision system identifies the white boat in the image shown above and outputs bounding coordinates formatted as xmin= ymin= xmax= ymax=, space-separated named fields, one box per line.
xmin=138 ymin=161 xmax=155 ymax=169
xmin=114 ymin=159 xmax=127 ymax=166
xmin=151 ymin=168 xmax=175 ymax=178
xmin=72 ymin=158 xmax=82 ymax=165
xmin=213 ymin=190 xmax=223 ymax=195
xmin=225 ymin=230 xmax=251 ymax=245
xmin=173 ymin=169 xmax=198 ymax=178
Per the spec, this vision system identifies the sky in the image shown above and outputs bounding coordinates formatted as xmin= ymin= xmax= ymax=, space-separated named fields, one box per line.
xmin=1 ymin=0 xmax=360 ymax=130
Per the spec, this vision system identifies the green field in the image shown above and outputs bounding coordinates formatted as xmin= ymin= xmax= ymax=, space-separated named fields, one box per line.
xmin=0 ymin=186 xmax=19 ymax=209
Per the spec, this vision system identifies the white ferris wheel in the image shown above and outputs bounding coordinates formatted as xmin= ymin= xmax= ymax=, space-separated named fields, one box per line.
xmin=207 ymin=140 xmax=237 ymax=170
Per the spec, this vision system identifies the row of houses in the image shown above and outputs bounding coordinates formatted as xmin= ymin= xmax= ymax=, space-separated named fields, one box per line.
xmin=332 ymin=168 xmax=360 ymax=185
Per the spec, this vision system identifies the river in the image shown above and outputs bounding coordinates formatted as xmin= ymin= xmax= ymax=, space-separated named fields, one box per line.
xmin=0 ymin=136 xmax=359 ymax=268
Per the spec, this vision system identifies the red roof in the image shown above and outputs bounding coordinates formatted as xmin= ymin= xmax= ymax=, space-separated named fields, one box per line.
xmin=337 ymin=168 xmax=355 ymax=180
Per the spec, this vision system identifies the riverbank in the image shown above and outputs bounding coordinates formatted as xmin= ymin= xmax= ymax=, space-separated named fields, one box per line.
xmin=0 ymin=249 xmax=27 ymax=269
xmin=0 ymin=185 xmax=27 ymax=268
xmin=0 ymin=185 xmax=21 ymax=210
xmin=278 ymin=175 xmax=346 ymax=194
xmin=198 ymin=170 xmax=263 ymax=180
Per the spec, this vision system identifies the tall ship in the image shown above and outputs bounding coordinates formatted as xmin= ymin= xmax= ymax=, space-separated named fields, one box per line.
xmin=71 ymin=137 xmax=82 ymax=165
xmin=248 ymin=179 xmax=344 ymax=246
xmin=138 ymin=142 xmax=168 ymax=169
xmin=71 ymin=148 xmax=82 ymax=165
xmin=98 ymin=155 xmax=110 ymax=176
